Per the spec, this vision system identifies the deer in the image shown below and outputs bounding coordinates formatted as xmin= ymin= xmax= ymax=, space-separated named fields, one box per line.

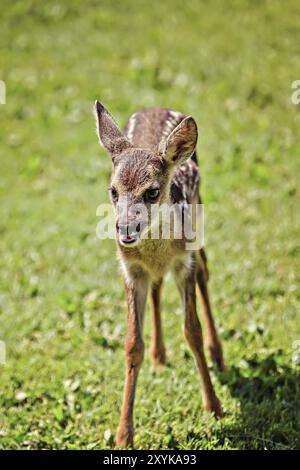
xmin=94 ymin=101 xmax=225 ymax=448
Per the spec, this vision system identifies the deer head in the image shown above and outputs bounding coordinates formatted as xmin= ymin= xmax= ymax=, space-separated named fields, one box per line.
xmin=95 ymin=100 xmax=198 ymax=247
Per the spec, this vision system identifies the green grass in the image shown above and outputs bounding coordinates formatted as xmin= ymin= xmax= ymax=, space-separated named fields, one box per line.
xmin=0 ymin=0 xmax=300 ymax=450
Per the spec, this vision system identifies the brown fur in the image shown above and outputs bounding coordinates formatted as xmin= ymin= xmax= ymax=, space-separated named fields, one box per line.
xmin=94 ymin=101 xmax=224 ymax=447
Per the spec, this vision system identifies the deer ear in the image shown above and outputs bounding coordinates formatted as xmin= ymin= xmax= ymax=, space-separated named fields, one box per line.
xmin=160 ymin=116 xmax=198 ymax=166
xmin=95 ymin=100 xmax=132 ymax=160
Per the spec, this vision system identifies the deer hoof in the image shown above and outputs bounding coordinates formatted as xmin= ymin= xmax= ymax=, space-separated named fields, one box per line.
xmin=115 ymin=427 xmax=134 ymax=448
xmin=203 ymin=396 xmax=224 ymax=419
xmin=150 ymin=347 xmax=166 ymax=370
xmin=208 ymin=341 xmax=225 ymax=372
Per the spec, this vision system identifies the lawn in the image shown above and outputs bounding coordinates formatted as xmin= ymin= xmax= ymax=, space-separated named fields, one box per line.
xmin=0 ymin=0 xmax=299 ymax=450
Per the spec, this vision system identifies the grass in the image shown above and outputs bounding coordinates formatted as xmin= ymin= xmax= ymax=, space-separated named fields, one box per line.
xmin=0 ymin=0 xmax=300 ymax=450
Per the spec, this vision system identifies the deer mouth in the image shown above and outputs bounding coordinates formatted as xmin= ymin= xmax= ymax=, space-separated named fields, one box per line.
xmin=118 ymin=222 xmax=141 ymax=246
xmin=119 ymin=234 xmax=138 ymax=245
xmin=117 ymin=220 xmax=149 ymax=247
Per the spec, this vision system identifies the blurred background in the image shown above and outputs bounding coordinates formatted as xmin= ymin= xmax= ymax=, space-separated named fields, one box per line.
xmin=0 ymin=0 xmax=299 ymax=450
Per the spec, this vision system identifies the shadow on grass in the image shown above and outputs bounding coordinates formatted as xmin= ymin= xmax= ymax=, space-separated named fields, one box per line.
xmin=216 ymin=352 xmax=300 ymax=449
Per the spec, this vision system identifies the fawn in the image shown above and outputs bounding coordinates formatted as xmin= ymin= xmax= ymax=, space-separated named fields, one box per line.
xmin=94 ymin=101 xmax=225 ymax=447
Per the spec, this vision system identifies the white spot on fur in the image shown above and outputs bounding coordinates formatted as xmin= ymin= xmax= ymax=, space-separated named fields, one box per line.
xmin=161 ymin=111 xmax=183 ymax=138
xmin=126 ymin=113 xmax=137 ymax=142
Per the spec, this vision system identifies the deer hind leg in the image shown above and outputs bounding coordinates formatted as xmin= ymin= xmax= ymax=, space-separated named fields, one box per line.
xmin=116 ymin=271 xmax=149 ymax=448
xmin=195 ymin=248 xmax=225 ymax=372
xmin=149 ymin=279 xmax=166 ymax=369
xmin=174 ymin=259 xmax=223 ymax=418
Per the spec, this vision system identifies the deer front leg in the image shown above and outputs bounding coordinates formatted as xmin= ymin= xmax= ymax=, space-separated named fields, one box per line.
xmin=183 ymin=267 xmax=223 ymax=418
xmin=116 ymin=272 xmax=148 ymax=448
xmin=150 ymin=280 xmax=166 ymax=369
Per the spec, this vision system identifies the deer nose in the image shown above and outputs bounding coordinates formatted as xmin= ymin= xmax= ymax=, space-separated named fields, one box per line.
xmin=118 ymin=221 xmax=141 ymax=236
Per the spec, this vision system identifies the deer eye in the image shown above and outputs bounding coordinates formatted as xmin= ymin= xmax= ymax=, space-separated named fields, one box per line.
xmin=109 ymin=187 xmax=118 ymax=202
xmin=145 ymin=188 xmax=160 ymax=203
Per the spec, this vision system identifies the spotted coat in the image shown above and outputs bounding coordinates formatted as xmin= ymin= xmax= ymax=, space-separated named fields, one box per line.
xmin=123 ymin=108 xmax=201 ymax=205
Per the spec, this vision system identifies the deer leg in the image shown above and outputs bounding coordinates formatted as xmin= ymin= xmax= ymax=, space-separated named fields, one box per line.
xmin=179 ymin=263 xmax=223 ymax=418
xmin=149 ymin=280 xmax=166 ymax=368
xmin=116 ymin=273 xmax=148 ymax=447
xmin=196 ymin=248 xmax=225 ymax=371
